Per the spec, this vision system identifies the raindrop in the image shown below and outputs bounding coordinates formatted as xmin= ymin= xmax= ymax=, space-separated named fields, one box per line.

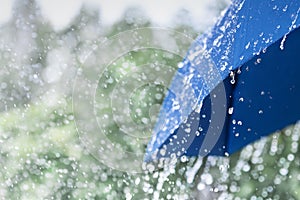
xmin=185 ymin=127 xmax=191 ymax=133
xmin=267 ymin=186 xmax=274 ymax=193
xmin=155 ymin=93 xmax=163 ymax=100
xmin=274 ymin=177 xmax=281 ymax=185
xmin=228 ymin=107 xmax=234 ymax=114
xmin=220 ymin=65 xmax=226 ymax=71
xmin=101 ymin=173 xmax=108 ymax=182
xmin=283 ymin=5 xmax=288 ymax=12
xmin=256 ymin=58 xmax=262 ymax=63
xmin=135 ymin=178 xmax=140 ymax=185
xmin=242 ymin=164 xmax=250 ymax=172
xmin=230 ymin=185 xmax=238 ymax=192
xmin=262 ymin=48 xmax=267 ymax=54
xmin=202 ymin=173 xmax=213 ymax=185
xmin=287 ymin=154 xmax=294 ymax=161
xmin=1 ymin=82 xmax=7 ymax=89
xmin=106 ymin=77 xmax=114 ymax=84
xmin=177 ymin=62 xmax=184 ymax=68
xmin=146 ymin=164 xmax=155 ymax=173
xmin=219 ymin=164 xmax=228 ymax=172
xmin=160 ymin=148 xmax=166 ymax=156
xmin=279 ymin=168 xmax=288 ymax=176
xmin=197 ymin=183 xmax=205 ymax=191
xmin=180 ymin=155 xmax=187 ymax=162
xmin=280 ymin=34 xmax=287 ymax=50
xmin=230 ymin=71 xmax=235 ymax=84
xmin=172 ymin=101 xmax=180 ymax=110
xmin=245 ymin=42 xmax=250 ymax=49
xmin=142 ymin=117 xmax=149 ymax=124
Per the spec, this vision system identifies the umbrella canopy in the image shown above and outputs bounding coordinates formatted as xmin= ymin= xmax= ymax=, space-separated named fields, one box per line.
xmin=145 ymin=0 xmax=300 ymax=161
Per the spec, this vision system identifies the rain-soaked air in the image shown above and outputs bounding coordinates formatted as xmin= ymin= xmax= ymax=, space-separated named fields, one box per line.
xmin=0 ymin=0 xmax=299 ymax=199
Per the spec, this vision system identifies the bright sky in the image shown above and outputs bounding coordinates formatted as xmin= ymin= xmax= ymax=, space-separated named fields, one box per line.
xmin=0 ymin=0 xmax=13 ymax=25
xmin=0 ymin=0 xmax=228 ymax=31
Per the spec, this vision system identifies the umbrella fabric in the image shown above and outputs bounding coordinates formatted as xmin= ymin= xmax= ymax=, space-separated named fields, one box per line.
xmin=145 ymin=0 xmax=300 ymax=161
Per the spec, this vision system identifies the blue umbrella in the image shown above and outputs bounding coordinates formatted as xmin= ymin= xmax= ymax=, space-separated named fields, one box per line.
xmin=145 ymin=0 xmax=300 ymax=162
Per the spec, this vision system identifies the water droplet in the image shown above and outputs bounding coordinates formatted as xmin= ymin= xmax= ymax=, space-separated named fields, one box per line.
xmin=1 ymin=82 xmax=7 ymax=89
xmin=279 ymin=168 xmax=288 ymax=176
xmin=197 ymin=183 xmax=205 ymax=191
xmin=287 ymin=154 xmax=294 ymax=161
xmin=141 ymin=117 xmax=149 ymax=124
xmin=135 ymin=178 xmax=140 ymax=185
xmin=203 ymin=174 xmax=213 ymax=185
xmin=220 ymin=65 xmax=226 ymax=71
xmin=245 ymin=42 xmax=250 ymax=49
xmin=181 ymin=155 xmax=187 ymax=162
xmin=256 ymin=58 xmax=262 ymax=63
xmin=219 ymin=165 xmax=225 ymax=172
xmin=172 ymin=101 xmax=180 ymax=110
xmin=160 ymin=148 xmax=166 ymax=156
xmin=177 ymin=62 xmax=184 ymax=68
xmin=155 ymin=93 xmax=162 ymax=100
xmin=185 ymin=127 xmax=191 ymax=133
xmin=146 ymin=163 xmax=155 ymax=172
xmin=228 ymin=107 xmax=234 ymax=114
xmin=230 ymin=71 xmax=235 ymax=84
xmin=280 ymin=34 xmax=287 ymax=50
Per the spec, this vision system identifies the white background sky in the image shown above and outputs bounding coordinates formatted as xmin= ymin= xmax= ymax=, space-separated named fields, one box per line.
xmin=0 ymin=0 xmax=229 ymax=30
